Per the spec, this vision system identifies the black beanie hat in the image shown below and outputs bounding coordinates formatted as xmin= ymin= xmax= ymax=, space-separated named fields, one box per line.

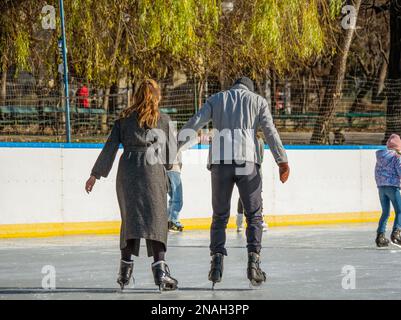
xmin=234 ymin=77 xmax=254 ymax=92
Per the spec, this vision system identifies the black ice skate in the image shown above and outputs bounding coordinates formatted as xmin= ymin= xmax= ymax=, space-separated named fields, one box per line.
xmin=376 ymin=233 xmax=389 ymax=248
xmin=168 ymin=221 xmax=184 ymax=232
xmin=117 ymin=260 xmax=134 ymax=290
xmin=208 ymin=253 xmax=224 ymax=290
xmin=391 ymin=229 xmax=401 ymax=248
xmin=151 ymin=261 xmax=178 ymax=291
xmin=247 ymin=252 xmax=267 ymax=287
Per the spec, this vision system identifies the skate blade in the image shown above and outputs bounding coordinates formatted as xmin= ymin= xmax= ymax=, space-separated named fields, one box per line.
xmin=249 ymin=280 xmax=264 ymax=289
xmin=168 ymin=229 xmax=181 ymax=233
xmin=158 ymin=284 xmax=178 ymax=292
xmin=390 ymin=241 xmax=401 ymax=248
xmin=248 ymin=273 xmax=267 ymax=289
xmin=117 ymin=281 xmax=127 ymax=291
xmin=118 ymin=284 xmax=131 ymax=293
xmin=117 ymin=277 xmax=135 ymax=292
xmin=162 ymin=286 xmax=178 ymax=292
xmin=209 ymin=277 xmax=221 ymax=289
xmin=249 ymin=283 xmax=263 ymax=290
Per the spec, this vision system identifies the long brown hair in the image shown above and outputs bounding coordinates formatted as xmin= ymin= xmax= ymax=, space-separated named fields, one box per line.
xmin=120 ymin=79 xmax=161 ymax=128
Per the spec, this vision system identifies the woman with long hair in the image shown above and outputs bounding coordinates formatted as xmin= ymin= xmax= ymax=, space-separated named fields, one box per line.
xmin=85 ymin=79 xmax=178 ymax=291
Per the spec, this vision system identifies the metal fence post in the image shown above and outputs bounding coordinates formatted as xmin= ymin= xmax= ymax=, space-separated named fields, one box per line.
xmin=59 ymin=0 xmax=71 ymax=143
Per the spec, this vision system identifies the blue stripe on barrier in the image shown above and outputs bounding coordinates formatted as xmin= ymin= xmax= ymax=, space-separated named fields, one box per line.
xmin=283 ymin=145 xmax=386 ymax=150
xmin=0 ymin=142 xmax=106 ymax=149
xmin=0 ymin=142 xmax=386 ymax=150
xmin=194 ymin=144 xmax=386 ymax=150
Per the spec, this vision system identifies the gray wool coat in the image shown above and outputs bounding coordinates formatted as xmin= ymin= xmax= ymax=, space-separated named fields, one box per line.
xmin=91 ymin=112 xmax=175 ymax=257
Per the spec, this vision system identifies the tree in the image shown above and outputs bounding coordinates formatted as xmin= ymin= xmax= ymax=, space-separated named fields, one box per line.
xmin=383 ymin=0 xmax=401 ymax=141
xmin=0 ymin=1 xmax=33 ymax=104
xmin=206 ymin=0 xmax=339 ymax=87
xmin=0 ymin=0 xmax=356 ymax=129
xmin=310 ymin=0 xmax=363 ymax=144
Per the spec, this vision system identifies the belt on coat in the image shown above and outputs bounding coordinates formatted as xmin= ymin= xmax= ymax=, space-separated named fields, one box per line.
xmin=123 ymin=144 xmax=161 ymax=159
xmin=124 ymin=145 xmax=151 ymax=152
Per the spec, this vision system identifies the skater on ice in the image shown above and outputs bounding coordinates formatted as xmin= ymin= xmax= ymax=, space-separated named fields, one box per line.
xmin=85 ymin=79 xmax=178 ymax=291
xmin=179 ymin=77 xmax=290 ymax=288
xmin=167 ymin=150 xmax=185 ymax=232
xmin=375 ymin=134 xmax=401 ymax=248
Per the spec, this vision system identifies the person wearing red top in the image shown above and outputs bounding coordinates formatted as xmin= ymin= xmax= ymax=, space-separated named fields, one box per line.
xmin=77 ymin=83 xmax=89 ymax=108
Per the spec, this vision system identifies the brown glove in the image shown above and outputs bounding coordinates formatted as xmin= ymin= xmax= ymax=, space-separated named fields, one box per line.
xmin=278 ymin=162 xmax=290 ymax=183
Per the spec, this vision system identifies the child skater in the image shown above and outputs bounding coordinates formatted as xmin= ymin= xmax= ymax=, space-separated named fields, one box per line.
xmin=375 ymin=134 xmax=401 ymax=248
xmin=236 ymin=132 xmax=268 ymax=232
xmin=85 ymin=79 xmax=178 ymax=291
xmin=167 ymin=151 xmax=184 ymax=232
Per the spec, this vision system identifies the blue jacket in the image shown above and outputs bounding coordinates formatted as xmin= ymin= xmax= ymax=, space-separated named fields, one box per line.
xmin=375 ymin=149 xmax=401 ymax=188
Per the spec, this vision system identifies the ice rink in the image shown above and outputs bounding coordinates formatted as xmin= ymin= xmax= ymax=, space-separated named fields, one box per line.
xmin=1 ymin=223 xmax=400 ymax=300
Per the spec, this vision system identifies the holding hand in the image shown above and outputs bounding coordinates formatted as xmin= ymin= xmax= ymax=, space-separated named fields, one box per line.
xmin=278 ymin=162 xmax=290 ymax=183
xmin=85 ymin=175 xmax=97 ymax=194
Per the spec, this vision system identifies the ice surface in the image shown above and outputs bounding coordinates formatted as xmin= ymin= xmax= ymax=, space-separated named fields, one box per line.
xmin=0 ymin=224 xmax=400 ymax=300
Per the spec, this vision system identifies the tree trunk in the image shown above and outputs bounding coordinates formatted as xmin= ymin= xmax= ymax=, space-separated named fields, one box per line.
xmin=310 ymin=0 xmax=362 ymax=144
xmin=302 ymin=74 xmax=307 ymax=114
xmin=383 ymin=0 xmax=401 ymax=143
xmin=204 ymin=75 xmax=209 ymax=102
xmin=264 ymin=70 xmax=272 ymax=110
xmin=198 ymin=78 xmax=204 ymax=109
xmin=126 ymin=73 xmax=132 ymax=111
xmin=101 ymin=87 xmax=111 ymax=133
xmin=348 ymin=80 xmax=371 ymax=115
xmin=271 ymin=70 xmax=277 ymax=116
xmin=101 ymin=19 xmax=123 ymax=134
xmin=0 ymin=60 xmax=7 ymax=105
xmin=218 ymin=71 xmax=230 ymax=91
xmin=373 ymin=50 xmax=389 ymax=102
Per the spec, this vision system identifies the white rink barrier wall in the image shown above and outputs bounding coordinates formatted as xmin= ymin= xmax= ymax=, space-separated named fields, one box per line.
xmin=0 ymin=143 xmax=388 ymax=237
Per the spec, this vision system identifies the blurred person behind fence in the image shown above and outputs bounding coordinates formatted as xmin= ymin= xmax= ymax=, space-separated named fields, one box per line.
xmin=77 ymin=81 xmax=89 ymax=108
xmin=76 ymin=81 xmax=90 ymax=132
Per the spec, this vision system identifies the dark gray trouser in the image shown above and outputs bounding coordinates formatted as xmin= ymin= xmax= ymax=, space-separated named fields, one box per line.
xmin=237 ymin=192 xmax=263 ymax=214
xmin=210 ymin=162 xmax=263 ymax=255
xmin=238 ymin=170 xmax=263 ymax=214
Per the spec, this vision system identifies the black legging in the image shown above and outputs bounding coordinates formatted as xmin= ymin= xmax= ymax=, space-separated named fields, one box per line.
xmin=121 ymin=239 xmax=165 ymax=263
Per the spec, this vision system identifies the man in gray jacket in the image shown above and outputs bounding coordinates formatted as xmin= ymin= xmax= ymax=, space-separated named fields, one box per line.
xmin=179 ymin=77 xmax=289 ymax=288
